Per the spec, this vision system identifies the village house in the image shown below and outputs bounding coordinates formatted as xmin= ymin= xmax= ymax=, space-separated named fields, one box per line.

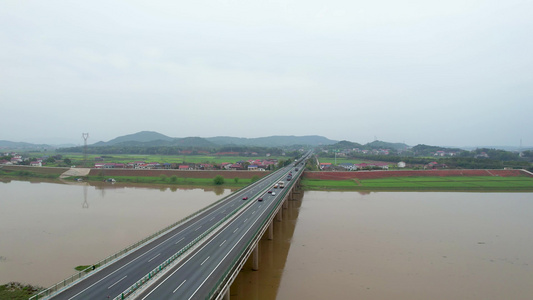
xmin=339 ymin=163 xmax=357 ymax=171
xmin=319 ymin=162 xmax=332 ymax=170
xmin=229 ymin=163 xmax=243 ymax=170
xmin=199 ymin=164 xmax=214 ymax=170
xmin=30 ymin=161 xmax=42 ymax=167
xmin=354 ymin=162 xmax=390 ymax=170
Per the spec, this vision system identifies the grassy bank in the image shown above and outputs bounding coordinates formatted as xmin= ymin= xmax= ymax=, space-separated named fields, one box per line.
xmin=0 ymin=167 xmax=260 ymax=187
xmin=0 ymin=282 xmax=42 ymax=300
xmin=301 ymin=176 xmax=533 ymax=191
xmin=0 ymin=169 xmax=61 ymax=179
xmin=85 ymin=174 xmax=257 ymax=187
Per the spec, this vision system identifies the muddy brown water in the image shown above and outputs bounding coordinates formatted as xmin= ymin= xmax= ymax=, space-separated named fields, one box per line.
xmin=1 ymin=181 xmax=532 ymax=300
xmin=0 ymin=180 xmax=229 ymax=286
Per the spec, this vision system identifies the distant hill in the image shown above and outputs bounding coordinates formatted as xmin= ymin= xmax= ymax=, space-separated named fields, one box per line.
xmin=0 ymin=140 xmax=53 ymax=149
xmin=93 ymin=131 xmax=173 ymax=146
xmin=91 ymin=132 xmax=337 ymax=147
xmin=324 ymin=140 xmax=408 ymax=151
xmin=206 ymin=135 xmax=337 ymax=147
xmin=411 ymin=144 xmax=464 ymax=156
xmin=328 ymin=140 xmax=364 ymax=149
xmin=366 ymin=140 xmax=409 ymax=150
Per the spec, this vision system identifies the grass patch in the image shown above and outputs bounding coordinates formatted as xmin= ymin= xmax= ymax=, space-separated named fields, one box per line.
xmin=75 ymin=264 xmax=100 ymax=272
xmin=86 ymin=175 xmax=255 ymax=187
xmin=302 ymin=176 xmax=533 ymax=191
xmin=0 ymin=282 xmax=43 ymax=300
xmin=0 ymin=169 xmax=60 ymax=179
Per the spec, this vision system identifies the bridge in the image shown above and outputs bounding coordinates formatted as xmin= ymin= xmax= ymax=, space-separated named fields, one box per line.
xmin=31 ymin=153 xmax=311 ymax=300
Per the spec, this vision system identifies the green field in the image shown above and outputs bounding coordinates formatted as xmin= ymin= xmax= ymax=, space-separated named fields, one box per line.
xmin=26 ymin=153 xmax=288 ymax=167
xmin=301 ymin=176 xmax=533 ymax=191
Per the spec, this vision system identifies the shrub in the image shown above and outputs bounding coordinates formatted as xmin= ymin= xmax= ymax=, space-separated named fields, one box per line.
xmin=213 ymin=175 xmax=225 ymax=185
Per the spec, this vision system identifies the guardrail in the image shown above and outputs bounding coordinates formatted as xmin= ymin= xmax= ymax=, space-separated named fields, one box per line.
xmin=208 ymin=167 xmax=303 ymax=299
xmin=29 ymin=171 xmax=281 ymax=300
xmin=112 ymin=169 xmax=290 ymax=299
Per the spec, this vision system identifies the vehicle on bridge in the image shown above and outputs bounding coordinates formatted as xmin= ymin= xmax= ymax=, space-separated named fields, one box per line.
xmin=242 ymin=196 xmax=248 ymax=200
xmin=278 ymin=181 xmax=285 ymax=188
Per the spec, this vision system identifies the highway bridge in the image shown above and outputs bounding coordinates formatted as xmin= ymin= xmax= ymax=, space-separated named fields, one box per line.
xmin=32 ymin=153 xmax=310 ymax=300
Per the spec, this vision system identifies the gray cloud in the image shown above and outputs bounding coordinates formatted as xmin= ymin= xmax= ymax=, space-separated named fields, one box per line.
xmin=1 ymin=0 xmax=532 ymax=147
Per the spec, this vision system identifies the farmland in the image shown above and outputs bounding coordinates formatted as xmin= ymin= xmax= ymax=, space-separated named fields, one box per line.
xmin=302 ymin=175 xmax=533 ymax=191
xmin=24 ymin=152 xmax=288 ymax=167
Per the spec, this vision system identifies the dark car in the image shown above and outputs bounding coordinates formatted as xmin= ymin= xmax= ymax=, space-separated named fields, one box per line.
xmin=267 ymin=190 xmax=272 ymax=194
xmin=258 ymin=197 xmax=263 ymax=202
xmin=242 ymin=196 xmax=248 ymax=200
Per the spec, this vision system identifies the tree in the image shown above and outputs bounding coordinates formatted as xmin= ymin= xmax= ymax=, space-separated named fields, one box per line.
xmin=234 ymin=177 xmax=239 ymax=183
xmin=213 ymin=175 xmax=225 ymax=185
xmin=63 ymin=158 xmax=72 ymax=165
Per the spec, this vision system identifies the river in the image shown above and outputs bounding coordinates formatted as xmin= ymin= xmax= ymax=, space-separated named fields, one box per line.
xmin=1 ymin=180 xmax=532 ymax=299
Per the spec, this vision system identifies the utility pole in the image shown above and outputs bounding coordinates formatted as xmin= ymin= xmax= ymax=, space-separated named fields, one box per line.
xmin=82 ymin=133 xmax=89 ymax=167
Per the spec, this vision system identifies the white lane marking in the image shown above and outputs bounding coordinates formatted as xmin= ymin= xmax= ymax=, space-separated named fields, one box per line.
xmin=66 ymin=182 xmax=263 ymax=299
xmin=244 ymin=218 xmax=248 ymax=223
xmin=209 ymin=217 xmax=215 ymax=221
xmin=219 ymin=240 xmax=226 ymax=247
xmin=233 ymin=228 xmax=239 ymax=233
xmin=172 ymin=280 xmax=187 ymax=294
xmin=67 ymin=228 xmax=186 ymax=299
xmin=107 ymin=275 xmax=127 ymax=289
xmin=139 ymin=171 xmax=290 ymax=299
xmin=222 ymin=210 xmax=226 ymax=213
xmin=200 ymin=256 xmax=210 ymax=266
xmin=252 ymin=211 xmax=256 ymax=215
xmin=194 ymin=226 xmax=202 ymax=231
xmin=188 ymin=195 xmax=275 ymax=300
xmin=174 ymin=238 xmax=184 ymax=245
xmin=148 ymin=253 xmax=160 ymax=263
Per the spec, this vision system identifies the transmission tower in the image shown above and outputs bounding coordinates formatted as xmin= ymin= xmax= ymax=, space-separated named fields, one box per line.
xmin=82 ymin=133 xmax=89 ymax=167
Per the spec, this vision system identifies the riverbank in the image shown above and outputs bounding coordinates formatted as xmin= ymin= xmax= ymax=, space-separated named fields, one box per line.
xmin=0 ymin=282 xmax=42 ymax=300
xmin=301 ymin=176 xmax=533 ymax=191
xmin=3 ymin=166 xmax=533 ymax=191
xmin=0 ymin=166 xmax=265 ymax=188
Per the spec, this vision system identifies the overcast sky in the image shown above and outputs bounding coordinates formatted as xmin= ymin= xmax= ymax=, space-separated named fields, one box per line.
xmin=1 ymin=0 xmax=532 ymax=147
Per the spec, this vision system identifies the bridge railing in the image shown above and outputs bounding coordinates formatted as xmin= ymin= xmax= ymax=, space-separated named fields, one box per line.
xmin=111 ymin=168 xmax=294 ymax=299
xmin=207 ymin=167 xmax=302 ymax=299
xmin=112 ymin=181 xmax=274 ymax=300
xmin=29 ymin=172 xmax=281 ymax=300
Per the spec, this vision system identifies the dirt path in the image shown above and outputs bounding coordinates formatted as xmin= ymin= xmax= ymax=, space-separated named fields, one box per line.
xmin=59 ymin=168 xmax=91 ymax=179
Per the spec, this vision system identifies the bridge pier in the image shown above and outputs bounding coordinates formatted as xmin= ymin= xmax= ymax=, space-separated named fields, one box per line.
xmin=224 ymin=289 xmax=230 ymax=300
xmin=268 ymin=222 xmax=273 ymax=240
xmin=252 ymin=244 xmax=259 ymax=271
xmin=276 ymin=207 xmax=282 ymax=221
xmin=283 ymin=197 xmax=288 ymax=209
